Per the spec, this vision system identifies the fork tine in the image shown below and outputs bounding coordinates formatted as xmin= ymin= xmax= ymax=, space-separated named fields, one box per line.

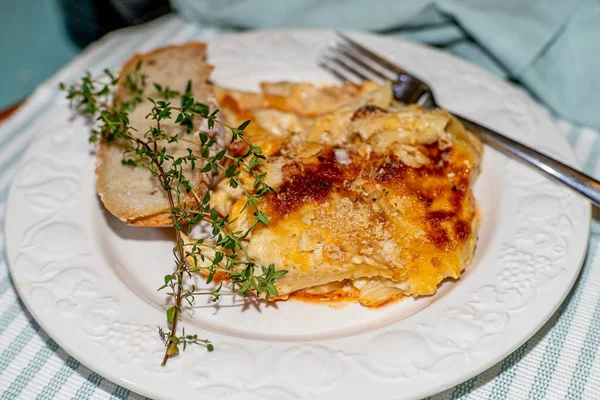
xmin=317 ymin=58 xmax=350 ymax=83
xmin=336 ymin=31 xmax=406 ymax=76
xmin=330 ymin=43 xmax=395 ymax=81
xmin=320 ymin=53 xmax=371 ymax=82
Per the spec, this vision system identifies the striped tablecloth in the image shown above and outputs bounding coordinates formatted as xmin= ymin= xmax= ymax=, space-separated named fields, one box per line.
xmin=1 ymin=14 xmax=599 ymax=400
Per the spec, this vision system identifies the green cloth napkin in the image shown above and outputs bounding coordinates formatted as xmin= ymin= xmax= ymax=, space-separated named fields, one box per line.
xmin=172 ymin=0 xmax=600 ymax=130
xmin=0 ymin=1 xmax=79 ymax=109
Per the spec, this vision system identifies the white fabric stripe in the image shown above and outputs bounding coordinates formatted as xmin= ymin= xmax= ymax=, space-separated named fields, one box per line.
xmin=0 ymin=268 xmax=7 ymax=285
xmin=581 ymin=263 xmax=600 ymax=399
xmin=17 ymin=345 xmax=71 ymax=400
xmin=583 ymin=355 xmax=600 ymax=400
xmin=573 ymin=127 xmax=597 ymax=164
xmin=507 ymin=344 xmax=548 ymax=398
xmin=80 ymin=379 xmax=112 ymax=400
xmin=0 ymin=271 xmax=9 ymax=295
xmin=0 ymin=325 xmax=42 ymax=395
xmin=0 ymin=285 xmax=18 ymax=313
xmin=1 ymin=335 xmax=58 ymax=397
xmin=507 ymin=233 xmax=600 ymax=400
xmin=519 ymin=240 xmax=600 ymax=398
xmin=57 ymin=368 xmax=94 ymax=400
xmin=0 ymin=259 xmax=10 ymax=276
xmin=505 ymin=313 xmax=565 ymax=399
xmin=0 ymin=304 xmax=31 ymax=348
xmin=569 ymin=289 xmax=600 ymax=399
xmin=74 ymin=370 xmax=103 ymax=399
xmin=509 ymin=362 xmax=550 ymax=399
xmin=459 ymin=363 xmax=503 ymax=399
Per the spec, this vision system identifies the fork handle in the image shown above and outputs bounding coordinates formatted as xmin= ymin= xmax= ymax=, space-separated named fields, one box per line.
xmin=454 ymin=114 xmax=600 ymax=207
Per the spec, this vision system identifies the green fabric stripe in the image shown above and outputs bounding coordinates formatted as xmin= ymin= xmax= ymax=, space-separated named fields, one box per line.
xmin=565 ymin=267 xmax=600 ymax=398
xmin=0 ymin=319 xmax=41 ymax=374
xmin=0 ymin=300 xmax=24 ymax=337
xmin=1 ymin=338 xmax=59 ymax=399
xmin=451 ymin=376 xmax=478 ymax=399
xmin=36 ymin=356 xmax=80 ymax=400
xmin=110 ymin=384 xmax=131 ymax=399
xmin=75 ymin=371 xmax=104 ymax=399
xmin=0 ymin=273 xmax=12 ymax=296
xmin=488 ymin=341 xmax=530 ymax=399
xmin=527 ymin=229 xmax=600 ymax=399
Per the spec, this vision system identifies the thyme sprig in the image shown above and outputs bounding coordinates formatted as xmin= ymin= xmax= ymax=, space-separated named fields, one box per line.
xmin=61 ymin=62 xmax=286 ymax=365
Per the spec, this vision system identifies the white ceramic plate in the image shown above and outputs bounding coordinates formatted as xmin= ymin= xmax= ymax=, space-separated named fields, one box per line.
xmin=6 ymin=30 xmax=591 ymax=400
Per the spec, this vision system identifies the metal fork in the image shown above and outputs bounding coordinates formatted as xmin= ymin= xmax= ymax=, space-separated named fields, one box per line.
xmin=319 ymin=32 xmax=600 ymax=207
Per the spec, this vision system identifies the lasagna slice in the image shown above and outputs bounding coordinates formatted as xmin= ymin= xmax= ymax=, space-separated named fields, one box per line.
xmin=209 ymin=82 xmax=482 ymax=307
xmin=215 ymin=81 xmax=392 ymax=156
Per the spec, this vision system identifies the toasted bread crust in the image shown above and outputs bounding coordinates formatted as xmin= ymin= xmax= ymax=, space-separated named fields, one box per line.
xmin=95 ymin=42 xmax=213 ymax=227
xmin=114 ymin=42 xmax=210 ymax=104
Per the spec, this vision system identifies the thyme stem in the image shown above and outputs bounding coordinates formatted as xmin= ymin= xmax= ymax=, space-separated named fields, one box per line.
xmin=60 ymin=64 xmax=287 ymax=366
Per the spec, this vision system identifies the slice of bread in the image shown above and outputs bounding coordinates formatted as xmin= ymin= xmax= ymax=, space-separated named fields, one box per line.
xmin=96 ymin=42 xmax=215 ymax=227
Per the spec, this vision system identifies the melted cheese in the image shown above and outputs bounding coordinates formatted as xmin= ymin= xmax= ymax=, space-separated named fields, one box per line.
xmin=203 ymin=81 xmax=482 ymax=307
